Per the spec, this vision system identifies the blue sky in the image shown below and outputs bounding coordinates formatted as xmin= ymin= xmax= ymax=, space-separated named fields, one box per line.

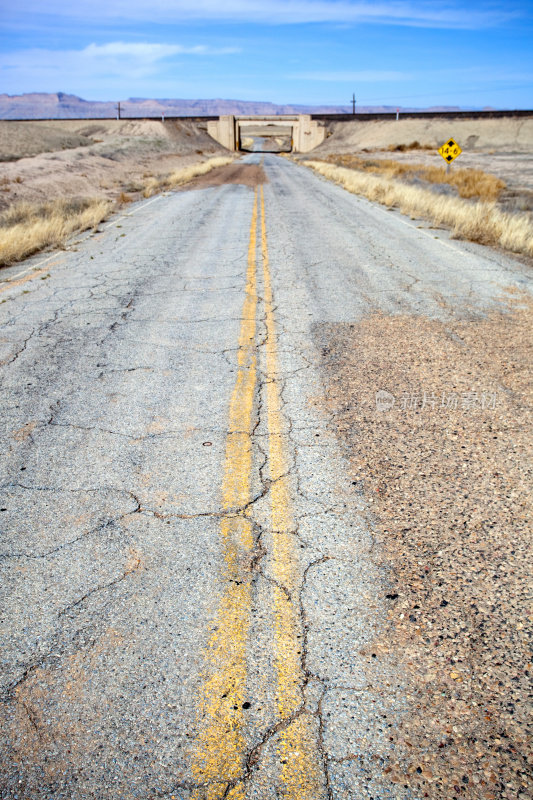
xmin=1 ymin=1 xmax=532 ymax=108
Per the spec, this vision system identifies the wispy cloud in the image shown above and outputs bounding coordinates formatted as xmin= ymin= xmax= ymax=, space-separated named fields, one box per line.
xmin=294 ymin=70 xmax=411 ymax=81
xmin=5 ymin=1 xmax=519 ymax=29
xmin=82 ymin=42 xmax=239 ymax=59
xmin=0 ymin=42 xmax=239 ymax=95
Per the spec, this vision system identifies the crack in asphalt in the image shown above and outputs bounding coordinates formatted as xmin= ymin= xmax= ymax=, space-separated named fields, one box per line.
xmin=57 ymin=555 xmax=142 ymax=619
xmin=1 ymin=326 xmax=36 ymax=367
xmin=0 ymin=515 xmax=137 ymax=560
xmin=0 ymin=549 xmax=143 ymax=702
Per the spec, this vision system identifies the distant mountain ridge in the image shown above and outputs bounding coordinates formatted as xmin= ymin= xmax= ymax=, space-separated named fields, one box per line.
xmin=0 ymin=92 xmax=467 ymax=119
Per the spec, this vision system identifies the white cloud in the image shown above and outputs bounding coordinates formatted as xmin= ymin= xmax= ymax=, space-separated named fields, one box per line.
xmin=4 ymin=1 xmax=517 ymax=29
xmin=81 ymin=42 xmax=238 ymax=60
xmin=0 ymin=41 xmax=239 ymax=96
xmin=0 ymin=40 xmax=238 ymax=74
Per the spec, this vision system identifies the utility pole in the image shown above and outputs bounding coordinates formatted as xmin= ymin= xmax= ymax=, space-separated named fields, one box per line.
xmin=352 ymin=93 xmax=356 ymax=116
xmin=117 ymin=101 xmax=121 ymax=120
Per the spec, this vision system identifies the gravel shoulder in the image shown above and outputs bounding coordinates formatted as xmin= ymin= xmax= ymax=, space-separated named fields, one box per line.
xmin=318 ymin=300 xmax=532 ymax=799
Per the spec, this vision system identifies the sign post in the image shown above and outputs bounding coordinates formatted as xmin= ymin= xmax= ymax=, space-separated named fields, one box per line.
xmin=438 ymin=138 xmax=462 ymax=173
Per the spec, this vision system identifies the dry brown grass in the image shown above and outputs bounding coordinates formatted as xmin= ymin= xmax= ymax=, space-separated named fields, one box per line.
xmin=142 ymin=155 xmax=234 ymax=197
xmin=0 ymin=197 xmax=111 ymax=266
xmin=305 ymin=160 xmax=533 ymax=257
xmin=322 ymin=154 xmax=506 ymax=202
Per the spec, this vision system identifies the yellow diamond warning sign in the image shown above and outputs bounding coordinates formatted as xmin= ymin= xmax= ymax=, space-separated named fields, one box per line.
xmin=438 ymin=138 xmax=462 ymax=164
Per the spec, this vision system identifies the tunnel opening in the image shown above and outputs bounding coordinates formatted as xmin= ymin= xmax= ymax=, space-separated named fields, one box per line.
xmin=237 ymin=122 xmax=293 ymax=153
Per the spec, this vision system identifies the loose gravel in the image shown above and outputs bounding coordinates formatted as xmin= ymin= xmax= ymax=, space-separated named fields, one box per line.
xmin=318 ymin=295 xmax=532 ymax=799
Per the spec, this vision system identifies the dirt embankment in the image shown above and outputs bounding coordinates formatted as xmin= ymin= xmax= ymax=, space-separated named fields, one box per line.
xmin=319 ymin=117 xmax=533 ymax=154
xmin=0 ymin=122 xmax=93 ymax=161
xmin=0 ymin=119 xmax=227 ymax=210
xmin=318 ymin=292 xmax=532 ymax=800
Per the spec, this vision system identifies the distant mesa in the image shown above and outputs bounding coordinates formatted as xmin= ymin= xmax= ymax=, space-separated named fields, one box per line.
xmin=0 ymin=92 xmax=472 ymax=120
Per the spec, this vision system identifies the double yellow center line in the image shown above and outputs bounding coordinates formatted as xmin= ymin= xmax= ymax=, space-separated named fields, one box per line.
xmin=191 ymin=186 xmax=324 ymax=798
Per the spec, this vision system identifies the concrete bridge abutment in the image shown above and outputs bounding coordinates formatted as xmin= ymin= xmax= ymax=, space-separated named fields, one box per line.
xmin=207 ymin=115 xmax=237 ymax=151
xmin=207 ymin=114 xmax=325 ymax=153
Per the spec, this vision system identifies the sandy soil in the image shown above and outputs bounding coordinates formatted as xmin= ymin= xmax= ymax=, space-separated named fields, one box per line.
xmin=184 ymin=162 xmax=268 ymax=190
xmin=0 ymin=119 xmax=226 ymax=210
xmin=318 ymin=291 xmax=532 ymax=800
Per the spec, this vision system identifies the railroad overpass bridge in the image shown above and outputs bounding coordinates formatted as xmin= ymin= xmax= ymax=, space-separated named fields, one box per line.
xmin=207 ymin=114 xmax=325 ymax=153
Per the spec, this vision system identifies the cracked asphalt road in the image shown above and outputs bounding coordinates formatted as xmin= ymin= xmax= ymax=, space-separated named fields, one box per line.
xmin=0 ymin=154 xmax=530 ymax=800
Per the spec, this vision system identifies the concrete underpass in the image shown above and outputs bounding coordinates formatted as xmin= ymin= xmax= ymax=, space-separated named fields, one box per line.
xmin=207 ymin=114 xmax=326 ymax=153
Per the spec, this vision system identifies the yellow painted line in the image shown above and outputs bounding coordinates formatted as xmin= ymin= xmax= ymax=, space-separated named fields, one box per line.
xmin=260 ymin=185 xmax=324 ymax=797
xmin=191 ymin=189 xmax=259 ymax=799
